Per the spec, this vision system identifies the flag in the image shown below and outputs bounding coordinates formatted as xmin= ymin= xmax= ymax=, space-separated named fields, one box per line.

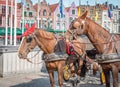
xmin=78 ymin=7 xmax=81 ymax=16
xmin=95 ymin=11 xmax=98 ymax=21
xmin=21 ymin=0 xmax=25 ymax=6
xmin=108 ymin=4 xmax=113 ymax=19
xmin=59 ymin=0 xmax=63 ymax=18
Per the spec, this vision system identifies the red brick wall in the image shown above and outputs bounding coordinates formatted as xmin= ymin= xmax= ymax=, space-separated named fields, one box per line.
xmin=0 ymin=0 xmax=21 ymax=28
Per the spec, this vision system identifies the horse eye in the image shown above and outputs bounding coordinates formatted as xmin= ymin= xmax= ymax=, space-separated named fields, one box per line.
xmin=27 ymin=36 xmax=32 ymax=43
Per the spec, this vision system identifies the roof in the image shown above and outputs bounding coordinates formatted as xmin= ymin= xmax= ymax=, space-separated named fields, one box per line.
xmin=33 ymin=3 xmax=38 ymax=11
xmin=17 ymin=3 xmax=22 ymax=9
xmin=66 ymin=7 xmax=70 ymax=12
xmin=49 ymin=3 xmax=59 ymax=12
xmin=99 ymin=4 xmax=108 ymax=10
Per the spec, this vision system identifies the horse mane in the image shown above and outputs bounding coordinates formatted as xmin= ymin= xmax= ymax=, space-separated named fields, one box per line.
xmin=86 ymin=17 xmax=111 ymax=40
xmin=87 ymin=17 xmax=109 ymax=33
xmin=35 ymin=28 xmax=55 ymax=40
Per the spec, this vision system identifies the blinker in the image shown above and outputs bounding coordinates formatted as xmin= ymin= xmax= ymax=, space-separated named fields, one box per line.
xmin=27 ymin=35 xmax=32 ymax=43
xmin=20 ymin=36 xmax=23 ymax=41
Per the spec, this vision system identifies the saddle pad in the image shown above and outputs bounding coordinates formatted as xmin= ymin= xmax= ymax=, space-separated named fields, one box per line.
xmin=43 ymin=53 xmax=68 ymax=61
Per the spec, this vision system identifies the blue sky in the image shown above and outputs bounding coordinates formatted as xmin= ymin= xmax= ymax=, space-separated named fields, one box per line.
xmin=18 ymin=0 xmax=120 ymax=7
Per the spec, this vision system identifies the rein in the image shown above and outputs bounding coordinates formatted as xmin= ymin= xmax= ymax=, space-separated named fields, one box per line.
xmin=21 ymin=33 xmax=44 ymax=64
xmin=23 ymin=50 xmax=43 ymax=64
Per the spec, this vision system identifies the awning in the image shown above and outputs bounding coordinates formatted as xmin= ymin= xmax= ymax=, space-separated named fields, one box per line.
xmin=1 ymin=35 xmax=21 ymax=39
xmin=46 ymin=29 xmax=66 ymax=33
xmin=0 ymin=27 xmax=22 ymax=35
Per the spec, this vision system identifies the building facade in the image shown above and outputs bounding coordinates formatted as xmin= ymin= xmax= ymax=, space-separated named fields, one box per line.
xmin=0 ymin=0 xmax=120 ymax=36
xmin=112 ymin=9 xmax=120 ymax=33
xmin=0 ymin=0 xmax=21 ymax=29
xmin=50 ymin=2 xmax=67 ymax=32
xmin=19 ymin=0 xmax=36 ymax=33
xmin=34 ymin=0 xmax=53 ymax=29
xmin=66 ymin=2 xmax=78 ymax=29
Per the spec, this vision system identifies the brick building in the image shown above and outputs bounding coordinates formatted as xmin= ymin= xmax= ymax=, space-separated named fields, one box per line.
xmin=0 ymin=0 xmax=21 ymax=33
xmin=34 ymin=0 xmax=53 ymax=29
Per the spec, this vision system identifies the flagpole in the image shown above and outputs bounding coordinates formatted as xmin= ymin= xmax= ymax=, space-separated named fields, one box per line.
xmin=79 ymin=0 xmax=81 ymax=7
xmin=22 ymin=0 xmax=25 ymax=34
xmin=78 ymin=0 xmax=81 ymax=16
xmin=10 ymin=0 xmax=13 ymax=45
xmin=14 ymin=0 xmax=17 ymax=46
xmin=59 ymin=0 xmax=64 ymax=35
xmin=37 ymin=0 xmax=40 ymax=28
xmin=5 ymin=0 xmax=8 ymax=46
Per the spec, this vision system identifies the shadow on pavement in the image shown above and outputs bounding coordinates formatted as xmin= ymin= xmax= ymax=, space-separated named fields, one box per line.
xmin=10 ymin=77 xmax=51 ymax=87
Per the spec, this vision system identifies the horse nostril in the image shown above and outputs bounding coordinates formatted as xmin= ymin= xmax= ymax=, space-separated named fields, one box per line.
xmin=18 ymin=53 xmax=22 ymax=59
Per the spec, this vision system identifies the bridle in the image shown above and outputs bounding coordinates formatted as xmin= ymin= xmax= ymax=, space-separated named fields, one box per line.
xmin=70 ymin=18 xmax=120 ymax=55
xmin=19 ymin=34 xmax=43 ymax=64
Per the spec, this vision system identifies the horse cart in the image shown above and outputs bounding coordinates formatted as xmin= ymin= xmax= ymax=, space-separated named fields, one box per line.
xmin=18 ymin=23 xmax=100 ymax=87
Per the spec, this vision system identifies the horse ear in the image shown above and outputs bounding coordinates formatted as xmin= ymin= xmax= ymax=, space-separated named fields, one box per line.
xmin=79 ymin=10 xmax=88 ymax=19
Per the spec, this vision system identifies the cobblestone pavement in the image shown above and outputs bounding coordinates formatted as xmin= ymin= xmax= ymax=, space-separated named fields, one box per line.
xmin=0 ymin=71 xmax=120 ymax=87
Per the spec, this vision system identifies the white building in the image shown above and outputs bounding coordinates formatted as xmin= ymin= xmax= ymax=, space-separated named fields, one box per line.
xmin=112 ymin=9 xmax=120 ymax=34
xmin=102 ymin=10 xmax=113 ymax=33
xmin=102 ymin=9 xmax=120 ymax=34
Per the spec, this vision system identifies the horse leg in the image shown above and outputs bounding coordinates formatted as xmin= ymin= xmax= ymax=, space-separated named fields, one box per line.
xmin=103 ymin=69 xmax=110 ymax=87
xmin=58 ymin=64 xmax=63 ymax=87
xmin=111 ymin=65 xmax=119 ymax=87
xmin=48 ymin=70 xmax=55 ymax=87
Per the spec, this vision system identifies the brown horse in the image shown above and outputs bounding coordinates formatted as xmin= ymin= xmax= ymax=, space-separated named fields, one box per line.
xmin=67 ymin=10 xmax=120 ymax=87
xmin=18 ymin=28 xmax=91 ymax=87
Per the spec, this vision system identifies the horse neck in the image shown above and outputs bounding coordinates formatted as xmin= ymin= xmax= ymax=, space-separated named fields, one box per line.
xmin=34 ymin=29 xmax=57 ymax=54
xmin=85 ymin=18 xmax=111 ymax=53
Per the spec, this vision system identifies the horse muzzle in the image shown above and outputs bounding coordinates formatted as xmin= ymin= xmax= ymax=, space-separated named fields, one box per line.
xmin=18 ymin=53 xmax=27 ymax=59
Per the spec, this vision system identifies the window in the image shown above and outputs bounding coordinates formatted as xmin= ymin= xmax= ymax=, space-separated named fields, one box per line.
xmin=56 ymin=23 xmax=60 ymax=29
xmin=26 ymin=4 xmax=30 ymax=9
xmin=29 ymin=12 xmax=32 ymax=17
xmin=21 ymin=23 xmax=22 ymax=29
xmin=24 ymin=11 xmax=27 ymax=16
xmin=119 ymin=26 xmax=120 ymax=33
xmin=57 ymin=14 xmax=60 ymax=19
xmin=2 ymin=6 xmax=6 ymax=14
xmin=104 ymin=14 xmax=107 ymax=20
xmin=119 ymin=18 xmax=120 ymax=24
xmin=62 ymin=23 xmax=65 ymax=30
xmin=63 ymin=15 xmax=65 ymax=18
xmin=43 ymin=10 xmax=47 ymax=16
xmin=49 ymin=13 xmax=51 ymax=16
xmin=8 ymin=16 xmax=9 ymax=26
xmin=72 ymin=10 xmax=75 ymax=15
xmin=69 ymin=17 xmax=73 ymax=23
xmin=9 ymin=7 xmax=11 ymax=14
xmin=114 ymin=14 xmax=117 ymax=22
xmin=42 ymin=20 xmax=47 ymax=29
xmin=0 ymin=15 xmax=2 ymax=25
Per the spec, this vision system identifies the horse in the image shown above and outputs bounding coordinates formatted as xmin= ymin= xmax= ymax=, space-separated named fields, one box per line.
xmin=67 ymin=10 xmax=120 ymax=87
xmin=18 ymin=25 xmax=92 ymax=87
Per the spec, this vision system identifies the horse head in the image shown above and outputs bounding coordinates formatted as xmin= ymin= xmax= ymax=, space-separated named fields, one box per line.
xmin=18 ymin=23 xmax=37 ymax=59
xmin=18 ymin=23 xmax=57 ymax=59
xmin=70 ymin=10 xmax=88 ymax=35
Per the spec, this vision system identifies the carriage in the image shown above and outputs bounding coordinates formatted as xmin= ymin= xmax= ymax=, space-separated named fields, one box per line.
xmin=18 ymin=11 xmax=120 ymax=87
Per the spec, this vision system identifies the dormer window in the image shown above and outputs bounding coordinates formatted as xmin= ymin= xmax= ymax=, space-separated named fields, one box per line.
xmin=43 ymin=10 xmax=47 ymax=16
xmin=72 ymin=9 xmax=75 ymax=15
xmin=26 ymin=4 xmax=30 ymax=10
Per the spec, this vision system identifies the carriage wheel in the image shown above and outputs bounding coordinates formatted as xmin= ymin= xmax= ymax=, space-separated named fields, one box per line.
xmin=63 ymin=65 xmax=71 ymax=81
